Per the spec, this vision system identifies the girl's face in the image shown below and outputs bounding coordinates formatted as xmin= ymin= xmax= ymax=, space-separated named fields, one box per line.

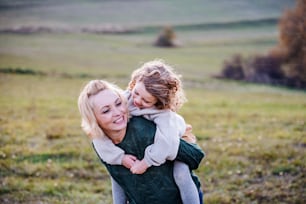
xmin=91 ymin=89 xmax=128 ymax=136
xmin=132 ymin=81 xmax=157 ymax=109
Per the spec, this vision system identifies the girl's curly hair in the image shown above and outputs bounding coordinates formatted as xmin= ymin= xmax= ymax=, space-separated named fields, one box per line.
xmin=128 ymin=59 xmax=187 ymax=111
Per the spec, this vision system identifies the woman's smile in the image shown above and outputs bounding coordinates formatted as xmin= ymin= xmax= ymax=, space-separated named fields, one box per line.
xmin=114 ymin=116 xmax=125 ymax=124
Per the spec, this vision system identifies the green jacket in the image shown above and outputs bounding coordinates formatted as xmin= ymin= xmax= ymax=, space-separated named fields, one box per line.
xmin=93 ymin=116 xmax=205 ymax=204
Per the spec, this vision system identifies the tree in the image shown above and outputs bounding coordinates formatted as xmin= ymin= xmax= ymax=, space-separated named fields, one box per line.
xmin=275 ymin=0 xmax=306 ymax=88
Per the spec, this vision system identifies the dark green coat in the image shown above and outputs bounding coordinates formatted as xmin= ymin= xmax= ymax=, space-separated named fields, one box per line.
xmin=93 ymin=116 xmax=205 ymax=204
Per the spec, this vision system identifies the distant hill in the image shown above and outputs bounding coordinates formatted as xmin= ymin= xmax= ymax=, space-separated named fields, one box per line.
xmin=0 ymin=0 xmax=295 ymax=30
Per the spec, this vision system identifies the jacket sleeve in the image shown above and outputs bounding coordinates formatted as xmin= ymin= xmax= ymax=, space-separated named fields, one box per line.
xmin=175 ymin=139 xmax=205 ymax=170
xmin=142 ymin=111 xmax=184 ymax=167
xmin=92 ymin=137 xmax=125 ymax=165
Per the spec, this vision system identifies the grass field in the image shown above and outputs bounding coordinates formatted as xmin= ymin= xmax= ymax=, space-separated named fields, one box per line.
xmin=1 ymin=0 xmax=305 ymax=203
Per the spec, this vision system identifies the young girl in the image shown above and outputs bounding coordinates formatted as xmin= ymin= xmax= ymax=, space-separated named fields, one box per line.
xmin=96 ymin=59 xmax=202 ymax=204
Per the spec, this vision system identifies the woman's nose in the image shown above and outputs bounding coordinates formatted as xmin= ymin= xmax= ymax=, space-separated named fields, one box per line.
xmin=113 ymin=107 xmax=121 ymax=115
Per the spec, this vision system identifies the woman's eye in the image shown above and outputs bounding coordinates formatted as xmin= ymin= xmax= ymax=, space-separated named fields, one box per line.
xmin=116 ymin=102 xmax=122 ymax=106
xmin=102 ymin=109 xmax=110 ymax=114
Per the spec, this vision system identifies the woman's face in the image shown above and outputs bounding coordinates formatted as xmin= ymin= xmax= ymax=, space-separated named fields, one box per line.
xmin=90 ymin=89 xmax=128 ymax=135
xmin=132 ymin=80 xmax=157 ymax=109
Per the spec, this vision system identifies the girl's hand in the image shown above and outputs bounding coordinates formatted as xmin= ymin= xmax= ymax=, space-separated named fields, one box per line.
xmin=122 ymin=154 xmax=137 ymax=169
xmin=130 ymin=159 xmax=149 ymax=174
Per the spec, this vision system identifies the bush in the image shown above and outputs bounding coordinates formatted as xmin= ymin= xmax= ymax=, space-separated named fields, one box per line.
xmin=219 ymin=54 xmax=245 ymax=80
xmin=245 ymin=54 xmax=284 ymax=85
xmin=218 ymin=54 xmax=285 ymax=86
xmin=154 ymin=26 xmax=178 ymax=47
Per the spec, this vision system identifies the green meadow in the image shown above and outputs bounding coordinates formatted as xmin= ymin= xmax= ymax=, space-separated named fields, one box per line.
xmin=0 ymin=0 xmax=305 ymax=203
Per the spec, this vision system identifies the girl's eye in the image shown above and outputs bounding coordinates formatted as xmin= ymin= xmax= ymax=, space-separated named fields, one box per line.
xmin=116 ymin=102 xmax=122 ymax=106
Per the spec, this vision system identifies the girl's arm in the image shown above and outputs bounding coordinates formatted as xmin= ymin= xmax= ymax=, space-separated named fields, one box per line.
xmin=92 ymin=137 xmax=136 ymax=168
xmin=130 ymin=111 xmax=184 ymax=174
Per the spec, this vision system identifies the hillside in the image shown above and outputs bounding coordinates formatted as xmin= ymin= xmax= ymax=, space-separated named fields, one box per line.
xmin=0 ymin=0 xmax=295 ymax=29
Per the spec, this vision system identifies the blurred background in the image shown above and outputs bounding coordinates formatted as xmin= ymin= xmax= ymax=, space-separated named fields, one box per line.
xmin=1 ymin=0 xmax=305 ymax=203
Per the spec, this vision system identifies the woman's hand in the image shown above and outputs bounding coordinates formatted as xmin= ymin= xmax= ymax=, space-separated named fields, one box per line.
xmin=130 ymin=159 xmax=149 ymax=174
xmin=182 ymin=124 xmax=197 ymax=143
xmin=122 ymin=154 xmax=137 ymax=169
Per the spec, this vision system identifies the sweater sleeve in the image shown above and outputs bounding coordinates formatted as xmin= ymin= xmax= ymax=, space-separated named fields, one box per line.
xmin=142 ymin=111 xmax=184 ymax=167
xmin=92 ymin=136 xmax=125 ymax=165
xmin=176 ymin=139 xmax=205 ymax=170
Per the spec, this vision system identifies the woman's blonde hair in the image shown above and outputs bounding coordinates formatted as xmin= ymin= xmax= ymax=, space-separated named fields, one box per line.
xmin=128 ymin=59 xmax=187 ymax=111
xmin=78 ymin=79 xmax=125 ymax=139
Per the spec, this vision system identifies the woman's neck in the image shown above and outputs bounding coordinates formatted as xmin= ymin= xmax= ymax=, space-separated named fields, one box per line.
xmin=105 ymin=129 xmax=126 ymax=144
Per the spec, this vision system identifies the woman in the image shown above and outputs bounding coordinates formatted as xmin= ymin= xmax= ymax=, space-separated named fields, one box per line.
xmin=78 ymin=79 xmax=204 ymax=204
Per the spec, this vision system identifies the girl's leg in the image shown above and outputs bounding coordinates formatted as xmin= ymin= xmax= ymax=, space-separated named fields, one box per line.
xmin=173 ymin=161 xmax=200 ymax=204
xmin=199 ymin=187 xmax=204 ymax=204
xmin=111 ymin=177 xmax=127 ymax=204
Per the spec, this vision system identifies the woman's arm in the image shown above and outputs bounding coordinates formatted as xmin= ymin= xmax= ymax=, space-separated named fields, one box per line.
xmin=176 ymin=139 xmax=205 ymax=170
